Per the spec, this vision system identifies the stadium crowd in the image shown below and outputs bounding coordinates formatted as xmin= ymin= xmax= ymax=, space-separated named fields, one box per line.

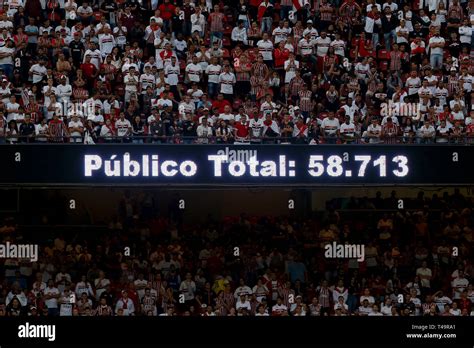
xmin=1 ymin=189 xmax=473 ymax=316
xmin=0 ymin=0 xmax=472 ymax=144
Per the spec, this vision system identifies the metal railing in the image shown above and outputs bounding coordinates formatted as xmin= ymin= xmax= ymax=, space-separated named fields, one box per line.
xmin=1 ymin=135 xmax=474 ymax=144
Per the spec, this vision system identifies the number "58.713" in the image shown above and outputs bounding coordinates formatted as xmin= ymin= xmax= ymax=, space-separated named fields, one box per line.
xmin=307 ymin=155 xmax=409 ymax=178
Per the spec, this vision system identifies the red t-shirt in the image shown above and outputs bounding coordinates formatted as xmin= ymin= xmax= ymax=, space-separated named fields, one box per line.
xmin=159 ymin=3 xmax=175 ymax=20
xmin=274 ymin=48 xmax=289 ymax=68
xmin=357 ymin=39 xmax=372 ymax=57
xmin=80 ymin=63 xmax=96 ymax=79
xmin=212 ymin=99 xmax=231 ymax=114
xmin=234 ymin=121 xmax=249 ymax=138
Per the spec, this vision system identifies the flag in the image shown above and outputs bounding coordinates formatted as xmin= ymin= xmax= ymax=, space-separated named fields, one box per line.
xmin=21 ymin=88 xmax=30 ymax=107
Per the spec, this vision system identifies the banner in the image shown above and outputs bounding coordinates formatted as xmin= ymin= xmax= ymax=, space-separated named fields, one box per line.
xmin=1 ymin=145 xmax=472 ymax=186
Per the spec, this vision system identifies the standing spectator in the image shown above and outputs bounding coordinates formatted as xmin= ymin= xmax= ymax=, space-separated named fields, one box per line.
xmin=208 ymin=5 xmax=225 ymax=45
xmin=452 ymin=270 xmax=470 ymax=300
xmin=218 ymin=64 xmax=236 ymax=102
xmin=44 ymin=279 xmax=60 ymax=316
xmin=258 ymin=0 xmax=273 ymax=34
xmin=382 ymin=7 xmax=398 ymax=50
xmin=0 ymin=39 xmax=15 ymax=79
xmin=429 ymin=29 xmax=446 ymax=70
xmin=68 ymin=113 xmax=84 ymax=143
xmin=159 ymin=0 xmax=175 ymax=33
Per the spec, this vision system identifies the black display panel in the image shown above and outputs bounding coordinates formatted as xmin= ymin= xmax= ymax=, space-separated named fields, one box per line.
xmin=0 ymin=145 xmax=471 ymax=186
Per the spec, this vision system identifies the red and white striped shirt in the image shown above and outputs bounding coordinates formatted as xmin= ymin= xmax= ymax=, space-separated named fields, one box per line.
xmin=208 ymin=12 xmax=225 ymax=32
xmin=298 ymin=90 xmax=313 ymax=112
xmin=320 ymin=3 xmax=334 ymax=21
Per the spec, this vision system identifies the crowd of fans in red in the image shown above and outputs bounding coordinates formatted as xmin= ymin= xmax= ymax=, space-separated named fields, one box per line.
xmin=0 ymin=0 xmax=473 ymax=144
xmin=1 ymin=189 xmax=473 ymax=316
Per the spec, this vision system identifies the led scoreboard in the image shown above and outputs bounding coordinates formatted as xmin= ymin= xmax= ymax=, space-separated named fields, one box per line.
xmin=0 ymin=145 xmax=471 ymax=186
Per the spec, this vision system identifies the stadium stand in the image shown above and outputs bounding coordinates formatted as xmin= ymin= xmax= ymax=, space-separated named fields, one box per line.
xmin=0 ymin=0 xmax=472 ymax=144
xmin=0 ymin=189 xmax=473 ymax=316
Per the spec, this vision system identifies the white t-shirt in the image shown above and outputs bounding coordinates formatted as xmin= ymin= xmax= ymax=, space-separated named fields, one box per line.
xmin=124 ymin=74 xmax=138 ymax=92
xmin=459 ymin=25 xmax=472 ymax=44
xmin=68 ymin=119 xmax=83 ymax=137
xmin=219 ymin=113 xmax=235 ymax=121
xmin=429 ymin=36 xmax=445 ymax=55
xmin=205 ymin=64 xmax=221 ymax=84
xmin=418 ymin=86 xmax=432 ymax=98
xmin=298 ymin=38 xmax=315 ymax=56
xmin=460 ymin=74 xmax=474 ymax=92
xmin=314 ymin=36 xmax=331 ymax=57
xmin=42 ymin=85 xmax=57 ymax=106
xmin=418 ymin=125 xmax=435 ymax=137
xmin=0 ymin=46 xmax=14 ymax=65
xmin=272 ymin=26 xmax=291 ymax=44
xmin=451 ymin=110 xmax=465 ymax=121
xmin=235 ymin=299 xmax=251 ymax=311
xmin=6 ymin=101 xmax=20 ymax=119
xmin=29 ymin=64 xmax=47 ymax=84
xmin=272 ymin=304 xmax=288 ymax=315
xmin=321 ymin=118 xmax=340 ymax=135
xmin=434 ymin=87 xmax=448 ymax=106
xmin=115 ymin=119 xmax=131 ymax=137
xmin=366 ymin=124 xmax=382 ymax=143
xmin=164 ymin=64 xmax=180 ymax=86
xmin=83 ymin=49 xmax=102 ymax=68
xmin=257 ymin=39 xmax=274 ymax=60
xmin=186 ymin=63 xmax=202 ymax=83
xmin=302 ymin=27 xmax=318 ymax=40
xmin=381 ymin=304 xmax=392 ymax=316
xmin=35 ymin=124 xmax=49 ymax=140
xmin=98 ymin=33 xmax=116 ymax=55
xmin=340 ymin=122 xmax=356 ymax=137
xmin=406 ymin=77 xmax=421 ymax=95
xmin=451 ymin=278 xmax=469 ymax=299
xmin=395 ymin=26 xmax=409 ymax=43
xmin=424 ymin=75 xmax=438 ymax=94
xmin=56 ymin=84 xmax=72 ymax=101
xmin=284 ymin=59 xmax=299 ymax=84
xmin=248 ymin=118 xmax=263 ymax=137
xmin=437 ymin=125 xmax=451 ymax=142
xmin=44 ymin=287 xmax=60 ymax=309
xmin=139 ymin=73 xmax=156 ymax=93
xmin=234 ymin=286 xmax=253 ymax=299
xmin=113 ymin=26 xmax=128 ymax=46
xmin=355 ymin=63 xmax=370 ymax=80
xmin=330 ymin=39 xmax=346 ymax=56
xmin=219 ymin=72 xmax=236 ymax=94
xmin=416 ymin=267 xmax=432 ymax=288
xmin=358 ymin=305 xmax=373 ymax=315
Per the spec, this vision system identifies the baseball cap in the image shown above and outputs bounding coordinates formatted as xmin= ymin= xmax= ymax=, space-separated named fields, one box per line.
xmin=307 ymin=20 xmax=313 ymax=24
